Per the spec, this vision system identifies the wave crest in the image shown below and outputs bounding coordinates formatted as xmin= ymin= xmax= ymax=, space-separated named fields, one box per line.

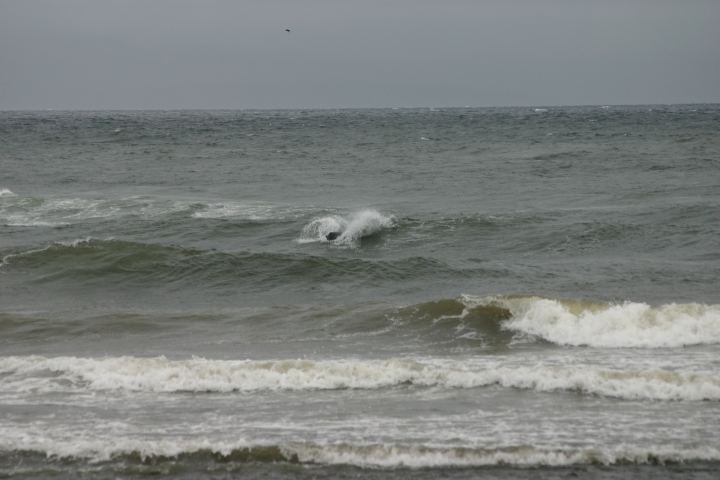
xmin=462 ymin=295 xmax=720 ymax=348
xmin=0 ymin=238 xmax=456 ymax=287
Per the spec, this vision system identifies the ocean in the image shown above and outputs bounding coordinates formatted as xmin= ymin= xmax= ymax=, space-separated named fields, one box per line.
xmin=0 ymin=105 xmax=719 ymax=479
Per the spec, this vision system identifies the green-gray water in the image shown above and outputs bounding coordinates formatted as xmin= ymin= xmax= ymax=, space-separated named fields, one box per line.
xmin=1 ymin=105 xmax=719 ymax=478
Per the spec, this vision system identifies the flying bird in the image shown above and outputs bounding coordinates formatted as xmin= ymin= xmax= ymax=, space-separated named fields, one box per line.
xmin=285 ymin=28 xmax=291 ymax=33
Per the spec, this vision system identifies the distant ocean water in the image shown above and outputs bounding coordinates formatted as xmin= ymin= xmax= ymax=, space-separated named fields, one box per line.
xmin=0 ymin=105 xmax=719 ymax=479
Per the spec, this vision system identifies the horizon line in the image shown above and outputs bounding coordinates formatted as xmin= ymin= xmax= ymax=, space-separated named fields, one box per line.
xmin=1 ymin=102 xmax=718 ymax=113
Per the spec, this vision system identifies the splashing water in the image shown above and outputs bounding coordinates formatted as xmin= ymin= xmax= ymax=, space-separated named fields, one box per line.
xmin=298 ymin=209 xmax=395 ymax=246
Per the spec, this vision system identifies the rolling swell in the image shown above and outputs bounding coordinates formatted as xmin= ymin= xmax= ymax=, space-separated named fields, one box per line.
xmin=377 ymin=298 xmax=516 ymax=347
xmin=0 ymin=238 xmax=469 ymax=288
xmin=1 ymin=294 xmax=717 ymax=351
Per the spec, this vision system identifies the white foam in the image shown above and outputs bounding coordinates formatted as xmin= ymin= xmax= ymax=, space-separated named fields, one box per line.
xmin=4 ymin=219 xmax=69 ymax=227
xmin=0 ymin=431 xmax=718 ymax=467
xmin=474 ymin=296 xmax=720 ymax=348
xmin=1 ymin=193 xmax=311 ymax=226
xmin=0 ymin=431 xmax=253 ymax=463
xmin=56 ymin=237 xmax=96 ymax=248
xmin=0 ymin=195 xmax=192 ymax=226
xmin=192 ymin=202 xmax=269 ymax=219
xmin=288 ymin=443 xmax=720 ymax=468
xmin=192 ymin=201 xmax=305 ymax=220
xmin=2 ymin=355 xmax=718 ymax=401
xmin=298 ymin=209 xmax=395 ymax=245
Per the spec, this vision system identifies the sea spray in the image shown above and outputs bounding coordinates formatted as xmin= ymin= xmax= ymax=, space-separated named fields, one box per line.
xmin=298 ymin=209 xmax=396 ymax=245
xmin=299 ymin=215 xmax=347 ymax=243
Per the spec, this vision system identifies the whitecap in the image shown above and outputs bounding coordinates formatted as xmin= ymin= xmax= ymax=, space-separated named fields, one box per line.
xmin=298 ymin=209 xmax=395 ymax=246
xmin=463 ymin=295 xmax=720 ymax=348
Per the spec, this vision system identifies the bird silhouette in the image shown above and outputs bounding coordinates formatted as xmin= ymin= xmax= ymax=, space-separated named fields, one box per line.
xmin=285 ymin=28 xmax=291 ymax=33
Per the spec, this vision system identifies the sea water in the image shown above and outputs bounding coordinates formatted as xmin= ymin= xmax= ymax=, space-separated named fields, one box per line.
xmin=1 ymin=106 xmax=719 ymax=478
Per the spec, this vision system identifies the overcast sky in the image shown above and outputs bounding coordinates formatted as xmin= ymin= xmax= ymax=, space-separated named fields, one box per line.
xmin=1 ymin=0 xmax=719 ymax=109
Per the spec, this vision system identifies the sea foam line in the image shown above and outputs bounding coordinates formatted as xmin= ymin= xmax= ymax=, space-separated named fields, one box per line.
xmin=1 ymin=191 xmax=310 ymax=226
xmin=1 ymin=355 xmax=718 ymax=401
xmin=1 ymin=438 xmax=719 ymax=467
xmin=287 ymin=442 xmax=720 ymax=468
xmin=0 ymin=194 xmax=191 ymax=227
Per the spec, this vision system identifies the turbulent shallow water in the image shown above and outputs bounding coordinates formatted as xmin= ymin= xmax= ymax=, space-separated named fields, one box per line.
xmin=0 ymin=106 xmax=719 ymax=479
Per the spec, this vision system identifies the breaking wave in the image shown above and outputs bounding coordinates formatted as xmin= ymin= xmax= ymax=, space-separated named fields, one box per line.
xmin=298 ymin=209 xmax=396 ymax=246
xmin=375 ymin=295 xmax=720 ymax=349
xmin=2 ymin=441 xmax=719 ymax=468
xmin=462 ymin=295 xmax=720 ymax=348
xmin=2 ymin=355 xmax=718 ymax=400
xmin=274 ymin=443 xmax=720 ymax=468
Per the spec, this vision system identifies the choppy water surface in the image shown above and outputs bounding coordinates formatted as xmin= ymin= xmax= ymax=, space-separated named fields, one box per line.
xmin=1 ymin=106 xmax=719 ymax=479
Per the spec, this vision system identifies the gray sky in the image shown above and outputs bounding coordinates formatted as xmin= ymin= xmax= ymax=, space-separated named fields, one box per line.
xmin=1 ymin=0 xmax=719 ymax=109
